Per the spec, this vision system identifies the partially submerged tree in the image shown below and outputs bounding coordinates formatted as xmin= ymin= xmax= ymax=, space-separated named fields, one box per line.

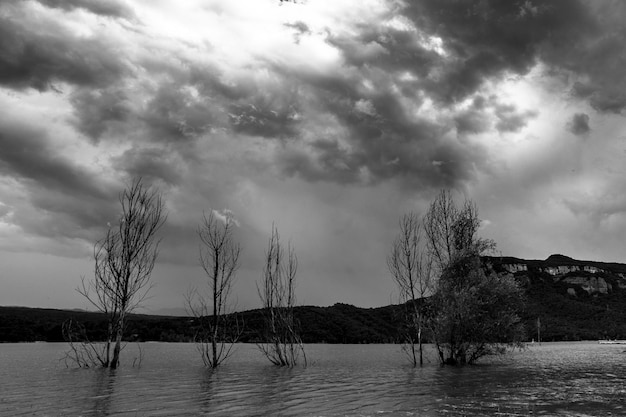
xmin=186 ymin=210 xmax=243 ymax=368
xmin=257 ymin=226 xmax=306 ymax=367
xmin=65 ymin=178 xmax=166 ymax=369
xmin=388 ymin=212 xmax=432 ymax=366
xmin=424 ymin=190 xmax=525 ymax=365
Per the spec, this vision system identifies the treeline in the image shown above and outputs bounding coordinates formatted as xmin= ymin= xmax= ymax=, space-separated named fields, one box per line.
xmin=0 ymin=307 xmax=193 ymax=343
xmin=0 ymin=303 xmax=403 ymax=344
xmin=5 ymin=272 xmax=626 ymax=343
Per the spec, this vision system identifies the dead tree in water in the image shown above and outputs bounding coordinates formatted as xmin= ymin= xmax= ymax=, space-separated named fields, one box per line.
xmin=388 ymin=212 xmax=432 ymax=366
xmin=257 ymin=226 xmax=306 ymax=367
xmin=186 ymin=210 xmax=243 ymax=368
xmin=65 ymin=178 xmax=166 ymax=369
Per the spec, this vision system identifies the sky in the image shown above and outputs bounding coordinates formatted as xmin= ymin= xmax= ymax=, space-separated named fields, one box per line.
xmin=1 ymin=0 xmax=626 ymax=314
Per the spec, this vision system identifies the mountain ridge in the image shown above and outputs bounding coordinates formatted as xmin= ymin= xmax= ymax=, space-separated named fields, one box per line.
xmin=2 ymin=254 xmax=626 ymax=343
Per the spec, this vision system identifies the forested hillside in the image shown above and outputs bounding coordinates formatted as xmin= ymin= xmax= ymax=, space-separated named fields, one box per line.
xmin=488 ymin=254 xmax=626 ymax=341
xmin=0 ymin=304 xmax=402 ymax=343
xmin=3 ymin=254 xmax=626 ymax=343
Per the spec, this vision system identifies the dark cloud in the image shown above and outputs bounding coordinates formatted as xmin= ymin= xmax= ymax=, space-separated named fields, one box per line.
xmin=112 ymin=146 xmax=184 ymax=185
xmin=70 ymin=87 xmax=131 ymax=140
xmin=188 ymin=64 xmax=258 ymax=102
xmin=284 ymin=21 xmax=311 ymax=44
xmin=274 ymin=0 xmax=603 ymax=190
xmin=455 ymin=109 xmax=491 ymax=135
xmin=589 ymin=90 xmax=626 ymax=115
xmin=0 ymin=117 xmax=119 ymax=241
xmin=0 ymin=12 xmax=129 ymax=91
xmin=325 ymin=0 xmax=604 ymax=110
xmin=280 ymin=140 xmax=362 ymax=184
xmin=18 ymin=188 xmax=117 ymax=241
xmin=229 ymin=98 xmax=300 ymax=139
xmin=455 ymin=96 xmax=492 ymax=135
xmin=567 ymin=113 xmax=591 ymax=136
xmin=572 ymin=81 xmax=626 ymax=115
xmin=258 ymin=45 xmax=488 ymax=189
xmin=546 ymin=3 xmax=626 ymax=113
xmin=0 ymin=118 xmax=110 ymax=199
xmin=33 ymin=0 xmax=136 ymax=20
xmin=494 ymin=103 xmax=538 ymax=133
xmin=327 ymin=24 xmax=438 ymax=74
xmin=140 ymin=83 xmax=225 ymax=143
xmin=398 ymin=0 xmax=592 ymax=103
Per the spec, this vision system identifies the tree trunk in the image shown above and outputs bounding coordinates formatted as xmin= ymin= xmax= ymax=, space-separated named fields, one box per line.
xmin=110 ymin=318 xmax=124 ymax=369
xmin=105 ymin=322 xmax=113 ymax=367
xmin=418 ymin=324 xmax=423 ymax=366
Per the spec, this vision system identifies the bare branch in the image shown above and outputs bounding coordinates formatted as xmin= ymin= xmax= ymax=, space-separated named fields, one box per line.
xmin=65 ymin=178 xmax=166 ymax=369
xmin=187 ymin=210 xmax=243 ymax=368
xmin=257 ymin=225 xmax=306 ymax=367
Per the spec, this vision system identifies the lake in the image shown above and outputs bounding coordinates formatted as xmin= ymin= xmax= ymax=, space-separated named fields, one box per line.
xmin=1 ymin=342 xmax=625 ymax=416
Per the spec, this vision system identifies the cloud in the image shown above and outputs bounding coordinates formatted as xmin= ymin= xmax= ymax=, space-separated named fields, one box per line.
xmin=112 ymin=146 xmax=185 ymax=186
xmin=0 ymin=5 xmax=130 ymax=92
xmin=211 ymin=209 xmax=240 ymax=227
xmin=494 ymin=103 xmax=538 ymax=133
xmin=454 ymin=96 xmax=491 ymax=135
xmin=3 ymin=0 xmax=626 ymax=312
xmin=397 ymin=0 xmax=591 ymax=103
xmin=69 ymin=87 xmax=131 ymax=140
xmin=229 ymin=98 xmax=300 ymax=139
xmin=0 ymin=115 xmax=121 ymax=246
xmin=454 ymin=110 xmax=491 ymax=135
xmin=140 ymin=82 xmax=224 ymax=143
xmin=284 ymin=21 xmax=311 ymax=44
xmin=0 ymin=117 xmax=108 ymax=199
xmin=567 ymin=113 xmax=591 ymax=136
xmin=33 ymin=0 xmax=136 ymax=20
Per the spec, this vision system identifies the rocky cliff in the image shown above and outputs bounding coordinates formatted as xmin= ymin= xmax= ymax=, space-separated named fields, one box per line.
xmin=488 ymin=254 xmax=626 ymax=296
xmin=485 ymin=254 xmax=626 ymax=340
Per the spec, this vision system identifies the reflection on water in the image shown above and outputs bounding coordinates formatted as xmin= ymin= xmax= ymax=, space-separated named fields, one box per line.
xmin=1 ymin=342 xmax=626 ymax=416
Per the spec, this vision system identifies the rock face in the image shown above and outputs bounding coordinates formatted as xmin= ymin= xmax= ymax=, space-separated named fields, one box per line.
xmin=503 ymin=263 xmax=527 ymax=273
xmin=541 ymin=265 xmax=604 ymax=275
xmin=562 ymin=276 xmax=611 ymax=294
xmin=487 ymin=254 xmax=626 ymax=296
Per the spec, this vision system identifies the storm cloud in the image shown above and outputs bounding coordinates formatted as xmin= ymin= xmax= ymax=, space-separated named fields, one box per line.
xmin=0 ymin=6 xmax=129 ymax=91
xmin=567 ymin=113 xmax=591 ymax=136
xmin=1 ymin=0 xmax=626 ymax=312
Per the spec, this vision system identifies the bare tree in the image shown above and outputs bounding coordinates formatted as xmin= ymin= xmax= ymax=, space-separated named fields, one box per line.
xmin=423 ymin=190 xmax=459 ymax=275
xmin=186 ymin=210 xmax=243 ymax=368
xmin=257 ymin=225 xmax=306 ymax=367
xmin=65 ymin=178 xmax=166 ymax=369
xmin=388 ymin=212 xmax=432 ymax=366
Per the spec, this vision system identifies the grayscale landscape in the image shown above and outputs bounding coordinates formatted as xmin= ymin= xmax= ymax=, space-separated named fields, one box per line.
xmin=1 ymin=0 xmax=626 ymax=415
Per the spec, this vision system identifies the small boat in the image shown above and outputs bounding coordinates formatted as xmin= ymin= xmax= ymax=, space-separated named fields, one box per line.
xmin=598 ymin=340 xmax=626 ymax=344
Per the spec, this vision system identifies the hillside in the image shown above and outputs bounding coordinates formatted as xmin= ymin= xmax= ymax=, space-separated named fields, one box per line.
xmin=0 ymin=303 xmax=402 ymax=344
xmin=3 ymin=254 xmax=626 ymax=343
xmin=487 ymin=254 xmax=626 ymax=341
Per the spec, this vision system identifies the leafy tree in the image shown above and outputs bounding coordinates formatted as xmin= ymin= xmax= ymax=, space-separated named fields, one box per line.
xmin=424 ymin=190 xmax=525 ymax=365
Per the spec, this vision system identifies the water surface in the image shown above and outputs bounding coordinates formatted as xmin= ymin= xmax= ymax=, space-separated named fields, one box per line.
xmin=1 ymin=342 xmax=626 ymax=416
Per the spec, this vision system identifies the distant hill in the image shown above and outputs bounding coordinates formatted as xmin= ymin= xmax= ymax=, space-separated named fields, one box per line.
xmin=486 ymin=254 xmax=626 ymax=341
xmin=3 ymin=254 xmax=626 ymax=343
xmin=0 ymin=303 xmax=402 ymax=344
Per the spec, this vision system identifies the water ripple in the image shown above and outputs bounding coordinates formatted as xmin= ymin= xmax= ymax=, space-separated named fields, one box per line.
xmin=2 ymin=342 xmax=626 ymax=416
